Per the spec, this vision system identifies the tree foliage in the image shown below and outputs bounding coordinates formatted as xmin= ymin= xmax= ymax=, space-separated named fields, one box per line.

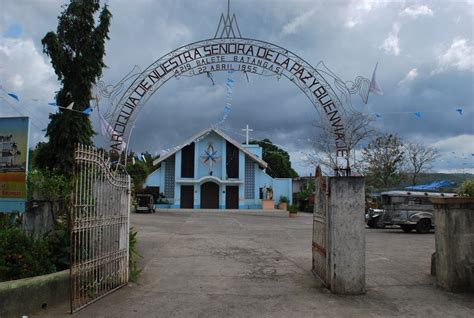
xmin=126 ymin=152 xmax=155 ymax=191
xmin=250 ymin=139 xmax=298 ymax=178
xmin=36 ymin=0 xmax=112 ymax=176
xmin=457 ymin=179 xmax=474 ymax=197
xmin=362 ymin=134 xmax=405 ymax=189
xmin=405 ymin=142 xmax=439 ymax=185
xmin=307 ymin=111 xmax=375 ymax=174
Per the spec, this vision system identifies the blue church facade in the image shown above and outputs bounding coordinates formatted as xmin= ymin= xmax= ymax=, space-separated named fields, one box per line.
xmin=145 ymin=128 xmax=292 ymax=209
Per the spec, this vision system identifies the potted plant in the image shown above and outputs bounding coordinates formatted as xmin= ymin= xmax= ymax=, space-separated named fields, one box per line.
xmin=278 ymin=196 xmax=289 ymax=210
xmin=288 ymin=205 xmax=298 ymax=218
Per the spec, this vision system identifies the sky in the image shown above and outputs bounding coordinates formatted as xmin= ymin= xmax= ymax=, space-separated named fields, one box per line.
xmin=1 ymin=0 xmax=473 ymax=176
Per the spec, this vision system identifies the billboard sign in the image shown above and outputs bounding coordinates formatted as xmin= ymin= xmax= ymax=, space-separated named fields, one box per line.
xmin=0 ymin=117 xmax=30 ymax=213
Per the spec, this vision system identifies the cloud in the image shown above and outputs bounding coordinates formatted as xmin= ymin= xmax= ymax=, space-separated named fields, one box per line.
xmin=1 ymin=0 xmax=473 ymax=176
xmin=398 ymin=68 xmax=419 ymax=85
xmin=0 ymin=37 xmax=58 ymax=144
xmin=345 ymin=0 xmax=392 ymax=28
xmin=381 ymin=23 xmax=401 ymax=55
xmin=400 ymin=5 xmax=433 ymax=18
xmin=431 ymin=134 xmax=474 ymax=154
xmin=434 ymin=37 xmax=474 ymax=73
xmin=282 ymin=9 xmax=317 ymax=35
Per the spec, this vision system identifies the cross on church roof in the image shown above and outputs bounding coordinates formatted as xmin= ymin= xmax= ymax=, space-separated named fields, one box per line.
xmin=214 ymin=0 xmax=242 ymax=38
xmin=242 ymin=124 xmax=253 ymax=145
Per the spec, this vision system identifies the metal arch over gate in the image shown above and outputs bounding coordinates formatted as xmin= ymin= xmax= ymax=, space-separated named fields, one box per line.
xmin=110 ymin=38 xmax=350 ymax=156
xmin=70 ymin=145 xmax=131 ymax=313
xmin=105 ymin=2 xmax=374 ymax=173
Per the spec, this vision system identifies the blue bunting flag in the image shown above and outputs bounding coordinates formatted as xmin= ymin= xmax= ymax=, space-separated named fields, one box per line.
xmin=7 ymin=93 xmax=19 ymax=101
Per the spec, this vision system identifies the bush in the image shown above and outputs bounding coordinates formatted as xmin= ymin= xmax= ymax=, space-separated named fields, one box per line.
xmin=288 ymin=205 xmax=299 ymax=214
xmin=27 ymin=169 xmax=70 ymax=201
xmin=0 ymin=227 xmax=56 ymax=282
xmin=457 ymin=179 xmax=474 ymax=197
xmin=279 ymin=196 xmax=289 ymax=203
xmin=129 ymin=227 xmax=142 ymax=282
xmin=44 ymin=222 xmax=70 ymax=271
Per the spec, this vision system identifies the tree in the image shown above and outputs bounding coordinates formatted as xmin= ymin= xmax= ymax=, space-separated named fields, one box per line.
xmin=362 ymin=134 xmax=405 ymax=189
xmin=126 ymin=152 xmax=155 ymax=190
xmin=457 ymin=179 xmax=474 ymax=197
xmin=36 ymin=0 xmax=112 ymax=176
xmin=250 ymin=139 xmax=298 ymax=178
xmin=405 ymin=142 xmax=439 ymax=185
xmin=306 ymin=111 xmax=375 ymax=175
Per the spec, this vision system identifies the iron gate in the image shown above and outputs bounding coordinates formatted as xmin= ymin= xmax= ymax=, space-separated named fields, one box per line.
xmin=312 ymin=171 xmax=328 ymax=284
xmin=70 ymin=145 xmax=130 ymax=313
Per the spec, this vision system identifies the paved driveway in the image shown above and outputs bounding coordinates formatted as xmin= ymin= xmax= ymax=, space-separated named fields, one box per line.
xmin=38 ymin=212 xmax=473 ymax=317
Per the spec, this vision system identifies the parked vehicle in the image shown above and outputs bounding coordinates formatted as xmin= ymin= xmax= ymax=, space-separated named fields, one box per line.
xmin=366 ymin=208 xmax=386 ymax=228
xmin=379 ymin=191 xmax=457 ymax=233
xmin=136 ymin=194 xmax=155 ymax=213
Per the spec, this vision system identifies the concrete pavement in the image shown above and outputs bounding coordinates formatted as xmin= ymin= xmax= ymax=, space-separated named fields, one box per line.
xmin=35 ymin=212 xmax=473 ymax=317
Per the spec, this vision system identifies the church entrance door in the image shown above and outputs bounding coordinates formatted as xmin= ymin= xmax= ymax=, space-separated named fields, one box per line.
xmin=226 ymin=186 xmax=239 ymax=209
xmin=180 ymin=185 xmax=194 ymax=209
xmin=201 ymin=182 xmax=219 ymax=209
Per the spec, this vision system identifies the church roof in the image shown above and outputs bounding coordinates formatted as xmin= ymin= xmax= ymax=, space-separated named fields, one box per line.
xmin=153 ymin=128 xmax=268 ymax=169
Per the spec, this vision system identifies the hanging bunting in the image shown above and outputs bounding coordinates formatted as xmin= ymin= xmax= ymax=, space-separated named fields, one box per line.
xmin=414 ymin=112 xmax=422 ymax=119
xmin=7 ymin=93 xmax=19 ymax=101
xmin=82 ymin=107 xmax=93 ymax=115
xmin=456 ymin=108 xmax=463 ymax=115
xmin=48 ymin=102 xmax=57 ymax=106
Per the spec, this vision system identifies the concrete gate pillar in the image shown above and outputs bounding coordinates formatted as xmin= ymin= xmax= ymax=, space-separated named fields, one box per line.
xmin=312 ymin=175 xmax=365 ymax=294
xmin=432 ymin=197 xmax=474 ymax=292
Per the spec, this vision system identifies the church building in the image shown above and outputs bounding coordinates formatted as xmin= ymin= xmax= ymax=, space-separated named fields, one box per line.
xmin=145 ymin=128 xmax=293 ymax=209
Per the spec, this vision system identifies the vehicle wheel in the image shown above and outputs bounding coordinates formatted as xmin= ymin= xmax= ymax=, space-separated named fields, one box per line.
xmin=416 ymin=219 xmax=431 ymax=234
xmin=367 ymin=219 xmax=375 ymax=228
xmin=375 ymin=217 xmax=386 ymax=229
xmin=400 ymin=225 xmax=414 ymax=233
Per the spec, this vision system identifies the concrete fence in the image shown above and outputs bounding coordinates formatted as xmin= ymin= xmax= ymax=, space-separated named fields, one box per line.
xmin=0 ymin=270 xmax=69 ymax=317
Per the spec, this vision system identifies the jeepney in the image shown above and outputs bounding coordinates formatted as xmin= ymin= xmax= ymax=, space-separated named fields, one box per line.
xmin=379 ymin=191 xmax=457 ymax=233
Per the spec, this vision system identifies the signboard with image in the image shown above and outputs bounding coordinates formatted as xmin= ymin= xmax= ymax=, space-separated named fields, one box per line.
xmin=0 ymin=117 xmax=30 ymax=213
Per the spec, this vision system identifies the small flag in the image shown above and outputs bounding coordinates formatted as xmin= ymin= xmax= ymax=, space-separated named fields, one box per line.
xmin=132 ymin=157 xmax=136 ymax=165
xmin=456 ymin=108 xmax=463 ymax=115
xmin=414 ymin=112 xmax=421 ymax=119
xmin=7 ymin=93 xmax=19 ymax=101
xmin=375 ymin=113 xmax=382 ymax=118
xmin=66 ymin=102 xmax=74 ymax=110
xmin=48 ymin=102 xmax=57 ymax=106
xmin=369 ymin=63 xmax=384 ymax=96
xmin=82 ymin=107 xmax=93 ymax=115
xmin=98 ymin=110 xmax=114 ymax=137
xmin=141 ymin=154 xmax=147 ymax=163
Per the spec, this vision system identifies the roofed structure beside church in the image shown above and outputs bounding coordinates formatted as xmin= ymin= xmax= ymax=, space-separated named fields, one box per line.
xmin=145 ymin=128 xmax=292 ymax=209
